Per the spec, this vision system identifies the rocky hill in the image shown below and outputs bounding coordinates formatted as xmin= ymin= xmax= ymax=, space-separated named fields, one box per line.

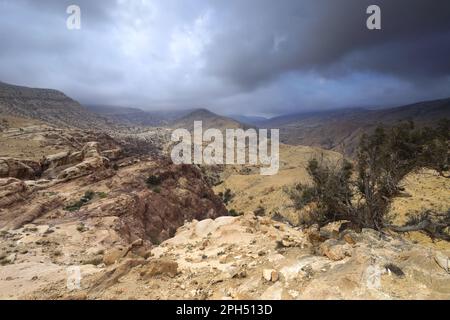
xmin=0 ymin=81 xmax=114 ymax=130
xmin=171 ymin=109 xmax=248 ymax=132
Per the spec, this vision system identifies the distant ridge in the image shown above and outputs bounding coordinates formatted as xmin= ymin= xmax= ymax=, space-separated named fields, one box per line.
xmin=257 ymin=98 xmax=450 ymax=155
xmin=85 ymin=104 xmax=194 ymax=127
xmin=0 ymin=81 xmax=113 ymax=129
xmin=170 ymin=108 xmax=248 ymax=131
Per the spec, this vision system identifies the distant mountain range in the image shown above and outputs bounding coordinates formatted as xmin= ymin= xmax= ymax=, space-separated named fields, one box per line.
xmin=232 ymin=99 xmax=450 ymax=155
xmin=1 ymin=81 xmax=448 ymax=156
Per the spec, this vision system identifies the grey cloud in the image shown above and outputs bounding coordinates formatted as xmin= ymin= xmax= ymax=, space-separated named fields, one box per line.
xmin=203 ymin=0 xmax=450 ymax=90
xmin=0 ymin=0 xmax=450 ymax=115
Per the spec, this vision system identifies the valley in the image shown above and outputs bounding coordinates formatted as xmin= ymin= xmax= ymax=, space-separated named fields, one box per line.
xmin=0 ymin=81 xmax=449 ymax=300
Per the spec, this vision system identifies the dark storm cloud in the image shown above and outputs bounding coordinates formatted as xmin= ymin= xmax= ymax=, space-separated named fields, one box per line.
xmin=0 ymin=0 xmax=450 ymax=115
xmin=204 ymin=0 xmax=450 ymax=89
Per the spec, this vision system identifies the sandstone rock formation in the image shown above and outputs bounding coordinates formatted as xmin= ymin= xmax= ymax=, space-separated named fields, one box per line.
xmin=0 ymin=178 xmax=29 ymax=207
xmin=56 ymin=142 xmax=110 ymax=181
xmin=0 ymin=158 xmax=40 ymax=180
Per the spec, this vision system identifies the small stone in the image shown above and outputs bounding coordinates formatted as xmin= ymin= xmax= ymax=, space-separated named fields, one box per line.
xmin=233 ymin=270 xmax=247 ymax=279
xmin=320 ymin=240 xmax=352 ymax=261
xmin=142 ymin=259 xmax=178 ymax=278
xmin=5 ymin=253 xmax=16 ymax=264
xmin=131 ymin=238 xmax=143 ymax=247
xmin=263 ymin=269 xmax=279 ymax=282
xmin=343 ymin=233 xmax=356 ymax=245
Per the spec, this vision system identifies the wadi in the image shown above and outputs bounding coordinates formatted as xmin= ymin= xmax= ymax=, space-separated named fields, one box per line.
xmin=0 ymin=80 xmax=449 ymax=300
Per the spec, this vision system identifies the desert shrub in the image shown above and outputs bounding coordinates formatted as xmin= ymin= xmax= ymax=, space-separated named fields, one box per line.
xmin=287 ymin=158 xmax=355 ymax=226
xmin=254 ymin=206 xmax=266 ymax=217
xmin=96 ymin=192 xmax=108 ymax=199
xmin=76 ymin=223 xmax=87 ymax=232
xmin=287 ymin=120 xmax=449 ymax=232
xmin=419 ymin=119 xmax=450 ymax=176
xmin=146 ymin=174 xmax=162 ymax=188
xmin=153 ymin=187 xmax=161 ymax=194
xmin=64 ymin=190 xmax=96 ymax=212
xmin=219 ymin=188 xmax=234 ymax=205
xmin=65 ymin=202 xmax=82 ymax=212
xmin=391 ymin=209 xmax=450 ymax=241
xmin=83 ymin=190 xmax=95 ymax=202
xmin=228 ymin=209 xmax=241 ymax=217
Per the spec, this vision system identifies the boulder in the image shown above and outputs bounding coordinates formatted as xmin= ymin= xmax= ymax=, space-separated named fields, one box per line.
xmin=262 ymin=269 xmax=279 ymax=282
xmin=103 ymin=247 xmax=128 ymax=265
xmin=320 ymin=239 xmax=353 ymax=261
xmin=44 ymin=151 xmax=82 ymax=170
xmin=101 ymin=148 xmax=122 ymax=160
xmin=142 ymin=259 xmax=178 ymax=278
xmin=343 ymin=233 xmax=357 ymax=245
xmin=0 ymin=178 xmax=29 ymax=207
xmin=56 ymin=142 xmax=109 ymax=181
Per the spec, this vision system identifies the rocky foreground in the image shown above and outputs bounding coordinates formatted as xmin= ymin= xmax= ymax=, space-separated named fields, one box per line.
xmin=0 ymin=115 xmax=449 ymax=300
xmin=1 ymin=213 xmax=449 ymax=299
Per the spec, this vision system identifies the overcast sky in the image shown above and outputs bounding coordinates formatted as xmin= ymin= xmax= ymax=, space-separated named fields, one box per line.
xmin=1 ymin=0 xmax=450 ymax=116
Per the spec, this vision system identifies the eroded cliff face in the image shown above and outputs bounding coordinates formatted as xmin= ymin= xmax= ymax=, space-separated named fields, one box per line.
xmin=0 ymin=150 xmax=227 ymax=238
xmin=78 ymin=161 xmax=228 ymax=243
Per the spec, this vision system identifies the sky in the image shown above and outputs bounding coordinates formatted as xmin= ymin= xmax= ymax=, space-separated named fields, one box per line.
xmin=1 ymin=0 xmax=450 ymax=116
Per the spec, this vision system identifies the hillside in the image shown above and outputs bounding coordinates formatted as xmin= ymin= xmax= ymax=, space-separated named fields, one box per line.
xmin=85 ymin=105 xmax=193 ymax=127
xmin=0 ymin=81 xmax=113 ymax=130
xmin=170 ymin=109 xmax=248 ymax=131
xmin=252 ymin=98 xmax=450 ymax=155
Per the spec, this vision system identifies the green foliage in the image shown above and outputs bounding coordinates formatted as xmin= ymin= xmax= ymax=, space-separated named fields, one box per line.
xmin=419 ymin=119 xmax=450 ymax=175
xmin=146 ymin=174 xmax=162 ymax=188
xmin=287 ymin=158 xmax=354 ymax=226
xmin=287 ymin=119 xmax=449 ymax=230
xmin=153 ymin=187 xmax=161 ymax=194
xmin=83 ymin=190 xmax=95 ymax=202
xmin=64 ymin=190 xmax=97 ymax=212
xmin=96 ymin=192 xmax=108 ymax=199
xmin=219 ymin=188 xmax=234 ymax=205
xmin=64 ymin=202 xmax=83 ymax=212
xmin=228 ymin=209 xmax=241 ymax=217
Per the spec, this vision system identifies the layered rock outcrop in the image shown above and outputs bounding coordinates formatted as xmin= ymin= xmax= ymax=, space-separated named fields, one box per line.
xmin=83 ymin=162 xmax=227 ymax=244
